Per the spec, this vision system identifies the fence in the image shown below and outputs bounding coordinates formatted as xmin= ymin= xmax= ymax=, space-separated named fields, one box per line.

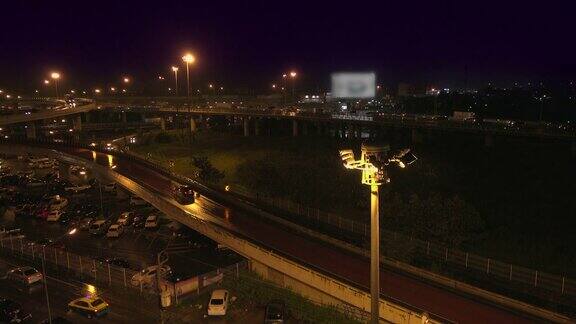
xmin=0 ymin=230 xmax=145 ymax=294
xmin=0 ymin=229 xmax=249 ymax=305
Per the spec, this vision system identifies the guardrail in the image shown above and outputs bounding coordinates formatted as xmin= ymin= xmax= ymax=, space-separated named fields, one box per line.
xmin=228 ymin=186 xmax=576 ymax=300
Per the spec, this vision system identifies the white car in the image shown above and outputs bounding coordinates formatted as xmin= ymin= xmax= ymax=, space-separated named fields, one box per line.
xmin=47 ymin=210 xmax=64 ymax=222
xmin=106 ymin=224 xmax=123 ymax=238
xmin=208 ymin=289 xmax=229 ymax=316
xmin=144 ymin=215 xmax=159 ymax=229
xmin=49 ymin=197 xmax=68 ymax=210
xmin=117 ymin=212 xmax=134 ymax=226
xmin=130 ymin=265 xmax=171 ymax=287
xmin=6 ymin=266 xmax=43 ymax=285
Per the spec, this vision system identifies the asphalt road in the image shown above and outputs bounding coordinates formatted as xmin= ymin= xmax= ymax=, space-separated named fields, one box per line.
xmin=51 ymin=147 xmax=541 ymax=324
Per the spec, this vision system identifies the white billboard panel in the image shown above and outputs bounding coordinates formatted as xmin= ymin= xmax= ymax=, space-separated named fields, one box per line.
xmin=331 ymin=72 xmax=376 ymax=99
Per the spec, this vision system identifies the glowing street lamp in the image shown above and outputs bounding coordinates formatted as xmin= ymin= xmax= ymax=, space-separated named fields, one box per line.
xmin=123 ymin=77 xmax=130 ymax=83
xmin=94 ymin=89 xmax=101 ymax=94
xmin=171 ymin=66 xmax=179 ymax=96
xmin=50 ymin=72 xmax=60 ymax=98
xmin=182 ymin=53 xmax=196 ymax=97
xmin=339 ymin=145 xmax=416 ymax=324
xmin=44 ymin=80 xmax=50 ymax=85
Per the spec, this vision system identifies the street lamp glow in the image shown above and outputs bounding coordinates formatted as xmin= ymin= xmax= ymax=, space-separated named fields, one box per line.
xmin=50 ymin=72 xmax=60 ymax=80
xmin=110 ymin=87 xmax=116 ymax=91
xmin=123 ymin=77 xmax=130 ymax=83
xmin=44 ymin=80 xmax=50 ymax=85
xmin=94 ymin=89 xmax=101 ymax=94
xmin=209 ymin=84 xmax=213 ymax=88
xmin=290 ymin=71 xmax=297 ymax=78
xmin=68 ymin=228 xmax=77 ymax=235
xmin=171 ymin=66 xmax=179 ymax=72
xmin=182 ymin=53 xmax=195 ymax=64
xmin=272 ymin=84 xmax=276 ymax=89
xmin=182 ymin=52 xmax=196 ymax=98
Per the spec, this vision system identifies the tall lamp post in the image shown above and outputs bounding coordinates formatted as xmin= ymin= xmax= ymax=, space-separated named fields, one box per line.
xmin=42 ymin=228 xmax=77 ymax=324
xmin=181 ymin=53 xmax=195 ymax=98
xmin=181 ymin=53 xmax=196 ymax=143
xmin=289 ymin=71 xmax=297 ymax=97
xmin=50 ymin=72 xmax=60 ymax=98
xmin=339 ymin=145 xmax=416 ymax=324
xmin=171 ymin=66 xmax=179 ymax=96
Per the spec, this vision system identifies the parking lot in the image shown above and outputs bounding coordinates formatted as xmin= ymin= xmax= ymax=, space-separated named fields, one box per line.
xmin=0 ymin=152 xmax=246 ymax=322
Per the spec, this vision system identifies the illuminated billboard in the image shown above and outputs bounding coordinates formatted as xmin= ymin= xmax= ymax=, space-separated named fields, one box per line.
xmin=331 ymin=72 xmax=376 ymax=99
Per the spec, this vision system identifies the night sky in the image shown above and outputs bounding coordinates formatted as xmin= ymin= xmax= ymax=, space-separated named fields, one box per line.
xmin=1 ymin=1 xmax=574 ymax=92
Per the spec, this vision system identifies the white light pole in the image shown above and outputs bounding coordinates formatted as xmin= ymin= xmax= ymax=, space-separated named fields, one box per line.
xmin=181 ymin=53 xmax=195 ymax=98
xmin=339 ymin=145 xmax=416 ymax=324
xmin=171 ymin=66 xmax=179 ymax=96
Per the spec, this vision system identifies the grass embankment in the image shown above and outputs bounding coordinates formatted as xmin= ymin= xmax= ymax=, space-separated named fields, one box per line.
xmin=132 ymin=130 xmax=576 ymax=278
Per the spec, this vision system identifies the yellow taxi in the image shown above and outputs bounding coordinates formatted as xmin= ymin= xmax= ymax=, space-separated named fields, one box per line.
xmin=67 ymin=296 xmax=110 ymax=318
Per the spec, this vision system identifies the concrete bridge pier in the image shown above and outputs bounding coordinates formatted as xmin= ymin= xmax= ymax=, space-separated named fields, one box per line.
xmin=292 ymin=120 xmax=299 ymax=137
xmin=484 ymin=133 xmax=494 ymax=148
xmin=254 ymin=118 xmax=261 ymax=136
xmin=25 ymin=122 xmax=37 ymax=140
xmin=243 ymin=117 xmax=250 ymax=137
xmin=72 ymin=115 xmax=82 ymax=132
xmin=190 ymin=117 xmax=197 ymax=133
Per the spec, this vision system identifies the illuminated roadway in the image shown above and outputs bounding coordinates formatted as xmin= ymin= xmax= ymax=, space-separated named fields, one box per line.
xmin=53 ymin=146 xmax=538 ymax=324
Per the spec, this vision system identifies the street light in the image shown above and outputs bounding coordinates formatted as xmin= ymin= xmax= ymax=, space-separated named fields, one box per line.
xmin=50 ymin=72 xmax=60 ymax=98
xmin=123 ymin=77 xmax=130 ymax=84
xmin=339 ymin=144 xmax=416 ymax=324
xmin=182 ymin=53 xmax=196 ymax=143
xmin=171 ymin=66 xmax=179 ymax=96
xmin=181 ymin=53 xmax=196 ymax=97
xmin=42 ymin=227 xmax=77 ymax=324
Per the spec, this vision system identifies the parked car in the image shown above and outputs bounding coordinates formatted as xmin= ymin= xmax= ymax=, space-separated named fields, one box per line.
xmin=265 ymin=300 xmax=285 ymax=323
xmin=6 ymin=266 xmax=43 ymax=285
xmin=89 ymin=220 xmax=111 ymax=235
xmin=145 ymin=215 xmax=159 ymax=229
xmin=67 ymin=296 xmax=109 ymax=319
xmin=106 ymin=224 xmax=124 ymax=238
xmin=105 ymin=257 xmax=131 ymax=269
xmin=130 ymin=265 xmax=171 ymax=287
xmin=207 ymin=289 xmax=229 ymax=316
xmin=117 ymin=212 xmax=134 ymax=226
xmin=49 ymin=196 xmax=68 ymax=210
xmin=47 ymin=210 xmax=64 ymax=222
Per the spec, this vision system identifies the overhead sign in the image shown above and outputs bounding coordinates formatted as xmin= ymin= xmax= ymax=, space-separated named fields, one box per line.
xmin=331 ymin=72 xmax=376 ymax=99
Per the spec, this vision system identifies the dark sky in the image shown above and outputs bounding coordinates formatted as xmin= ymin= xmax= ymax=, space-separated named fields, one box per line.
xmin=1 ymin=0 xmax=574 ymax=92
